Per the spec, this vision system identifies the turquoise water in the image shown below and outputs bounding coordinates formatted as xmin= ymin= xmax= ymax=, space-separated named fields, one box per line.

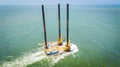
xmin=0 ymin=5 xmax=120 ymax=67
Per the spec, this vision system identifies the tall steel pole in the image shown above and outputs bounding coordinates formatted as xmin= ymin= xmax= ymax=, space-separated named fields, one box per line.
xmin=66 ymin=4 xmax=69 ymax=45
xmin=58 ymin=4 xmax=61 ymax=39
xmin=41 ymin=5 xmax=48 ymax=49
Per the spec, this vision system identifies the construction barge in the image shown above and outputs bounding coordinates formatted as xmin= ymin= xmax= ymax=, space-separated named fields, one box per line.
xmin=41 ymin=4 xmax=78 ymax=55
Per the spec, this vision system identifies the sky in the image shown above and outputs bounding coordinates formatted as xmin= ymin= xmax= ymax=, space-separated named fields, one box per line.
xmin=0 ymin=0 xmax=120 ymax=5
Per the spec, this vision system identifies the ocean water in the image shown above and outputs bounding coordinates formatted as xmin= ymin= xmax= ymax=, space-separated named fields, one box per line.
xmin=0 ymin=5 xmax=120 ymax=67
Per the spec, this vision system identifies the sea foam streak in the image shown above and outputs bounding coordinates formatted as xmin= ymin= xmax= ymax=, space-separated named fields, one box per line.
xmin=2 ymin=43 xmax=78 ymax=67
xmin=2 ymin=51 xmax=46 ymax=67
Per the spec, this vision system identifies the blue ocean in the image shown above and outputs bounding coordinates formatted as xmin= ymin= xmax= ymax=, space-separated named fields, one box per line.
xmin=0 ymin=5 xmax=120 ymax=67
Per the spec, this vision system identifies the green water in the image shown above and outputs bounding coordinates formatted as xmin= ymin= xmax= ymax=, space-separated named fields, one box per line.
xmin=0 ymin=5 xmax=120 ymax=67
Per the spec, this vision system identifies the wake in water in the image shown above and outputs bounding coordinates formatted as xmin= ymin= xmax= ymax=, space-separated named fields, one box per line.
xmin=2 ymin=43 xmax=78 ymax=67
xmin=2 ymin=51 xmax=46 ymax=67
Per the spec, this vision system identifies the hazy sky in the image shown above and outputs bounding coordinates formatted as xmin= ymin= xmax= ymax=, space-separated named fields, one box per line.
xmin=0 ymin=0 xmax=120 ymax=5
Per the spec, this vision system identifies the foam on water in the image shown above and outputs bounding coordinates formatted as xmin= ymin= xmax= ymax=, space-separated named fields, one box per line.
xmin=2 ymin=51 xmax=46 ymax=67
xmin=2 ymin=43 xmax=78 ymax=67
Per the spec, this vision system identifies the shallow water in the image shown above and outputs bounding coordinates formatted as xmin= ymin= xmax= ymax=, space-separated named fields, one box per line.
xmin=0 ymin=5 xmax=120 ymax=67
